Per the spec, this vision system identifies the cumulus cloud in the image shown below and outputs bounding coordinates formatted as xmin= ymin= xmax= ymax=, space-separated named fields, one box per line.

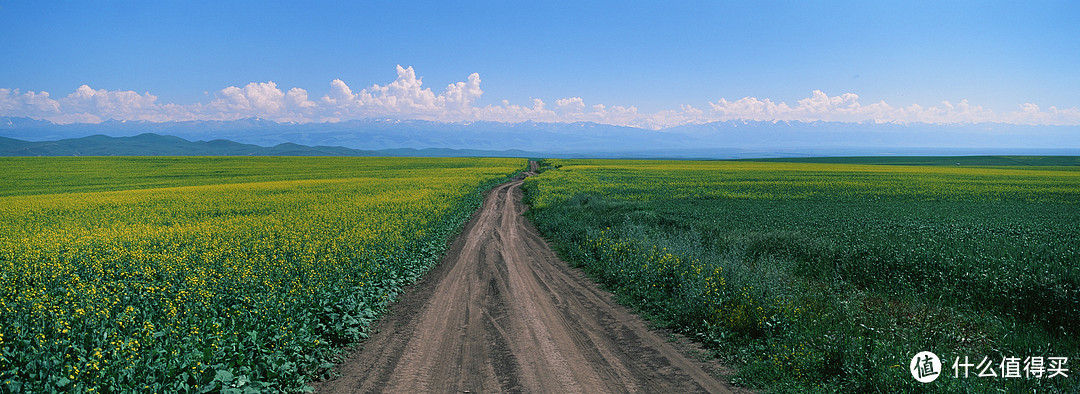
xmin=52 ymin=85 xmax=163 ymax=123
xmin=317 ymin=65 xmax=483 ymax=120
xmin=0 ymin=88 xmax=62 ymax=116
xmin=2 ymin=67 xmax=1078 ymax=127
xmin=703 ymin=90 xmax=1080 ymax=127
xmin=358 ymin=65 xmax=439 ymax=112
xmin=209 ymin=82 xmax=285 ymax=116
xmin=320 ymin=78 xmax=361 ymax=121
xmin=475 ymin=98 xmax=557 ymax=123
xmin=708 ymin=90 xmax=875 ymax=123
xmin=555 ymin=97 xmax=585 ymax=112
xmin=286 ymin=88 xmax=316 ymax=109
xmin=994 ymin=103 xmax=1080 ymax=125
xmin=645 ymin=104 xmax=706 ymax=129
xmin=441 ymin=72 xmax=483 ymax=114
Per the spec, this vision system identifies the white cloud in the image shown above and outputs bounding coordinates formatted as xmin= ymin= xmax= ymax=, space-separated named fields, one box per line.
xmin=555 ymin=97 xmax=585 ymax=112
xmin=359 ymin=65 xmax=439 ymax=113
xmin=441 ymin=72 xmax=483 ymax=114
xmin=1001 ymin=103 xmax=1080 ymax=126
xmin=286 ymin=87 xmax=316 ymax=109
xmin=709 ymin=96 xmax=791 ymax=121
xmin=581 ymin=103 xmax=642 ymax=126
xmin=2 ymin=67 xmax=1078 ymax=127
xmin=703 ymin=91 xmax=1080 ymax=127
xmin=475 ymin=98 xmax=557 ymax=123
xmin=318 ymin=65 xmax=483 ymax=120
xmin=323 ymin=79 xmax=358 ymax=107
xmin=53 ymin=85 xmax=163 ymax=123
xmin=209 ymin=82 xmax=286 ymax=116
xmin=708 ymin=90 xmax=875 ymax=123
xmin=645 ymin=104 xmax=706 ymax=129
xmin=0 ymin=88 xmax=62 ymax=116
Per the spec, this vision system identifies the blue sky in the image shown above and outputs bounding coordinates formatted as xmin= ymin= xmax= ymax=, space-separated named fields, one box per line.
xmin=1 ymin=1 xmax=1078 ymax=127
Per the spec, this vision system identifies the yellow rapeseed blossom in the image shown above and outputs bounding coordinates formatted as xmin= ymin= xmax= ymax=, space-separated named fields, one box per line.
xmin=0 ymin=157 xmax=523 ymax=392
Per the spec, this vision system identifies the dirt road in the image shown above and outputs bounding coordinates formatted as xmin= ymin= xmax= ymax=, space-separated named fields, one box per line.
xmin=314 ymin=162 xmax=741 ymax=393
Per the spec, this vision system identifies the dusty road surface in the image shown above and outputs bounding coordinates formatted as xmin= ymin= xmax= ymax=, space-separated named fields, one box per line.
xmin=314 ymin=162 xmax=741 ymax=393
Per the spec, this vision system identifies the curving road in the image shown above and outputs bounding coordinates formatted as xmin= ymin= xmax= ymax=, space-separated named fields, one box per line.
xmin=314 ymin=162 xmax=741 ymax=393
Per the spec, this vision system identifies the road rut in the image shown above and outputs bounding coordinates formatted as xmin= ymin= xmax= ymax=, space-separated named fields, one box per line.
xmin=314 ymin=162 xmax=741 ymax=393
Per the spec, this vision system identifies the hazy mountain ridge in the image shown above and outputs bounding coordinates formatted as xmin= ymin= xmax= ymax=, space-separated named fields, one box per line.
xmin=0 ymin=133 xmax=539 ymax=158
xmin=0 ymin=117 xmax=678 ymax=152
xmin=1 ymin=117 xmax=1078 ymax=157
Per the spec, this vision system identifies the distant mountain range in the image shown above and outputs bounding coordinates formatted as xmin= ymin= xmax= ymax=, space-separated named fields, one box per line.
xmin=0 ymin=133 xmax=537 ymax=158
xmin=1 ymin=116 xmax=1078 ymax=158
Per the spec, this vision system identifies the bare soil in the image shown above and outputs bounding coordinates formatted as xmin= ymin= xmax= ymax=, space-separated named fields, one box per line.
xmin=313 ymin=163 xmax=745 ymax=393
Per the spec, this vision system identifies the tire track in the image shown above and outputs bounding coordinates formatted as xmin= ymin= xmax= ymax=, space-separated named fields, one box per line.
xmin=314 ymin=162 xmax=744 ymax=393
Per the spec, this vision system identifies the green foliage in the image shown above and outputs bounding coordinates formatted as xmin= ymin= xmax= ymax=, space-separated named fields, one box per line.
xmin=0 ymin=157 xmax=524 ymax=392
xmin=524 ymin=159 xmax=1080 ymax=393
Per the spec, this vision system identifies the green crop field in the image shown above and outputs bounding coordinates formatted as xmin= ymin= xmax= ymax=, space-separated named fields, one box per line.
xmin=0 ymin=157 xmax=524 ymax=392
xmin=738 ymin=155 xmax=1080 ymax=167
xmin=523 ymin=159 xmax=1080 ymax=392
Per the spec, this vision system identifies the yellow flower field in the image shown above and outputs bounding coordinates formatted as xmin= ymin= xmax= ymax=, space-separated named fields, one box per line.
xmin=0 ymin=157 xmax=523 ymax=392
